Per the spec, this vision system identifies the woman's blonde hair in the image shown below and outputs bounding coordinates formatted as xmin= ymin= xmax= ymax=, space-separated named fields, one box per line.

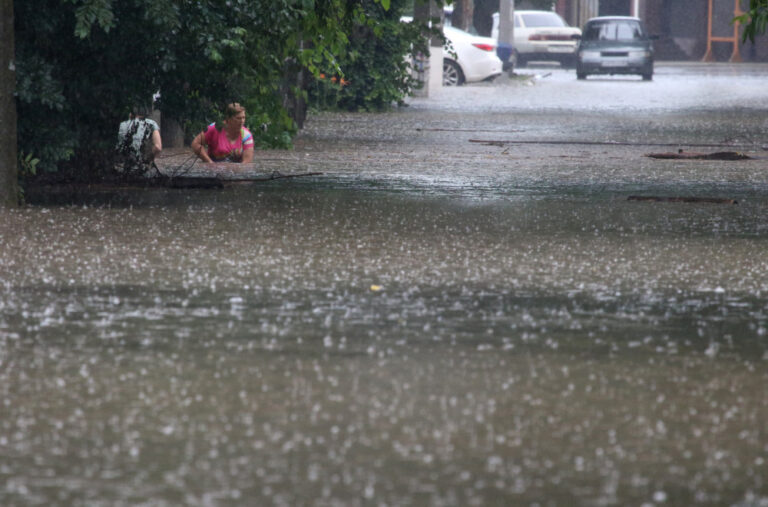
xmin=225 ymin=102 xmax=246 ymax=118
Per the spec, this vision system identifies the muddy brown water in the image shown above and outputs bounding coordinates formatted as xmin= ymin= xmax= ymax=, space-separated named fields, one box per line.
xmin=2 ymin=64 xmax=768 ymax=505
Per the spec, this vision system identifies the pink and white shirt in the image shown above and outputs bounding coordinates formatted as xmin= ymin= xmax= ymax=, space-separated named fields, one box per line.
xmin=203 ymin=124 xmax=254 ymax=162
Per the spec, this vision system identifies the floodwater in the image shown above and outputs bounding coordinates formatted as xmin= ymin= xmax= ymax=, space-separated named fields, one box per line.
xmin=2 ymin=63 xmax=768 ymax=505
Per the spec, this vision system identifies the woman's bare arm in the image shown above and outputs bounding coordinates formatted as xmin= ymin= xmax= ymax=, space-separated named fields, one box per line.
xmin=191 ymin=132 xmax=213 ymax=163
xmin=242 ymin=146 xmax=254 ymax=163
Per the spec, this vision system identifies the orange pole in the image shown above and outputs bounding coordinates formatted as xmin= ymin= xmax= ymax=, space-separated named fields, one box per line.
xmin=702 ymin=0 xmax=715 ymax=61
xmin=729 ymin=0 xmax=743 ymax=62
xmin=702 ymin=0 xmax=744 ymax=62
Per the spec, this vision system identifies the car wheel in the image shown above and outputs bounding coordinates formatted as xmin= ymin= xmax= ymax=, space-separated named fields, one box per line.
xmin=642 ymin=72 xmax=653 ymax=81
xmin=516 ymin=53 xmax=528 ymax=68
xmin=576 ymin=71 xmax=587 ymax=80
xmin=443 ymin=59 xmax=465 ymax=86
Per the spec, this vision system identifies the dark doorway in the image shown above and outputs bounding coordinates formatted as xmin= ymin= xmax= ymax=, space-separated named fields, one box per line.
xmin=599 ymin=0 xmax=631 ymax=15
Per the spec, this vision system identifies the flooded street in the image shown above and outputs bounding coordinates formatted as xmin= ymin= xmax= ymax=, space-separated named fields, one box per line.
xmin=2 ymin=63 xmax=768 ymax=505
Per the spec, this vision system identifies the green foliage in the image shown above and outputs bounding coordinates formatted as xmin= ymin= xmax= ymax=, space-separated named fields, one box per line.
xmin=16 ymin=151 xmax=40 ymax=204
xmin=736 ymin=0 xmax=768 ymax=43
xmin=16 ymin=0 xmax=164 ymax=174
xmin=18 ymin=151 xmax=40 ymax=177
xmin=14 ymin=0 xmax=397 ymax=177
xmin=308 ymin=0 xmax=432 ymax=112
xmin=243 ymin=94 xmax=297 ymax=150
xmin=65 ymin=0 xmax=116 ymax=38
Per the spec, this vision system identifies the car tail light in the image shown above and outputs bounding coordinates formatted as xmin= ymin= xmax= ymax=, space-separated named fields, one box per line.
xmin=472 ymin=43 xmax=496 ymax=52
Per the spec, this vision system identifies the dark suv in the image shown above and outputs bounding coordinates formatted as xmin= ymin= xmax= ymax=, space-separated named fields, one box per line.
xmin=574 ymin=17 xmax=655 ymax=81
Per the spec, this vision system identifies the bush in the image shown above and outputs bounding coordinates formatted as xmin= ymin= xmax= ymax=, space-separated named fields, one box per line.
xmin=309 ymin=0 xmax=431 ymax=112
xmin=14 ymin=0 xmax=376 ymax=178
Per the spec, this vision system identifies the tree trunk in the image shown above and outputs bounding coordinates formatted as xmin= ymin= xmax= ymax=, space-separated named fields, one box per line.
xmin=473 ymin=0 xmax=496 ymax=36
xmin=282 ymin=64 xmax=307 ymax=130
xmin=160 ymin=116 xmax=186 ymax=148
xmin=452 ymin=0 xmax=475 ymax=32
xmin=0 ymin=0 xmax=18 ymax=206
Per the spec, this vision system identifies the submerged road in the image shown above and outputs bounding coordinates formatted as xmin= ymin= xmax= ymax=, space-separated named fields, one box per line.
xmin=2 ymin=62 xmax=768 ymax=506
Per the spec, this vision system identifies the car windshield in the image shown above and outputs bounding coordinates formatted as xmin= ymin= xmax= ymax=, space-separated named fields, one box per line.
xmin=583 ymin=20 xmax=645 ymax=41
xmin=520 ymin=12 xmax=567 ymax=28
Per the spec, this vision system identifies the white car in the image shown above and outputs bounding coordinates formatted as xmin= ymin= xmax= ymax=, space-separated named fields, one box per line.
xmin=492 ymin=10 xmax=581 ymax=67
xmin=443 ymin=25 xmax=503 ymax=86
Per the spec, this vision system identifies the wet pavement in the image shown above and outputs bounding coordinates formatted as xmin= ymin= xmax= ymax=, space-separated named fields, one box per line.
xmin=2 ymin=63 xmax=768 ymax=505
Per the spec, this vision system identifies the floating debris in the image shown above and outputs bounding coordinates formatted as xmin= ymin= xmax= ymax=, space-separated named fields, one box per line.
xmin=646 ymin=150 xmax=752 ymax=160
xmin=627 ymin=195 xmax=738 ymax=204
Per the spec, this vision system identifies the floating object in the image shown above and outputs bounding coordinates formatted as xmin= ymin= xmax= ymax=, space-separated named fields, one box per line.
xmin=627 ymin=196 xmax=738 ymax=204
xmin=468 ymin=139 xmax=758 ymax=149
xmin=646 ymin=150 xmax=751 ymax=160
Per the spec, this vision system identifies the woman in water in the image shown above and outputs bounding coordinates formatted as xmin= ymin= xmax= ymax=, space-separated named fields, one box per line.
xmin=191 ymin=103 xmax=254 ymax=163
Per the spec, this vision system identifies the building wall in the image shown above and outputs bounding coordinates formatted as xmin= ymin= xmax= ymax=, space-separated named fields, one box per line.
xmin=557 ymin=0 xmax=599 ymax=28
xmin=599 ymin=0 xmax=630 ymax=16
xmin=558 ymin=0 xmax=768 ymax=61
xmin=659 ymin=0 xmax=708 ymax=59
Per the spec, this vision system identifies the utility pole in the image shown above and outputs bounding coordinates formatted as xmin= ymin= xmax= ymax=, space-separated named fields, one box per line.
xmin=498 ymin=0 xmax=515 ymax=72
xmin=413 ymin=0 xmax=443 ymax=97
xmin=0 ymin=0 xmax=18 ymax=206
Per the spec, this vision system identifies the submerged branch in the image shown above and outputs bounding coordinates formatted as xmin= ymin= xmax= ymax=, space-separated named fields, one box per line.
xmin=162 ymin=171 xmax=324 ymax=189
xmin=627 ymin=196 xmax=738 ymax=204
xmin=645 ymin=151 xmax=752 ymax=160
xmin=469 ymin=139 xmax=760 ymax=150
